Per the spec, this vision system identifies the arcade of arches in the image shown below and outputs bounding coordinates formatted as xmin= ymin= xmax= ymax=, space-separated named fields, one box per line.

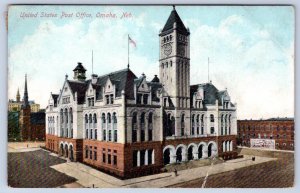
xmin=163 ymin=141 xmax=218 ymax=165
xmin=59 ymin=142 xmax=74 ymax=161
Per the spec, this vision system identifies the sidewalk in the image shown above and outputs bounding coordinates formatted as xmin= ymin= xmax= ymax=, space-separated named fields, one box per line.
xmin=8 ymin=142 xmax=45 ymax=153
xmin=51 ymin=155 xmax=276 ymax=188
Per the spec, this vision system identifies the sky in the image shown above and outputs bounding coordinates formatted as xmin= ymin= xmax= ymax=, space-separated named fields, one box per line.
xmin=8 ymin=5 xmax=294 ymax=119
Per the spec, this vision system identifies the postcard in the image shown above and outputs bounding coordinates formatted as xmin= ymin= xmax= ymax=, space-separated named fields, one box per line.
xmin=7 ymin=5 xmax=294 ymax=188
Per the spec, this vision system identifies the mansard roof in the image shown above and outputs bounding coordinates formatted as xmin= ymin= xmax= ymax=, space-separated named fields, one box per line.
xmin=67 ymin=80 xmax=90 ymax=104
xmin=92 ymin=68 xmax=137 ymax=100
xmin=190 ymin=83 xmax=231 ymax=106
xmin=161 ymin=7 xmax=189 ymax=36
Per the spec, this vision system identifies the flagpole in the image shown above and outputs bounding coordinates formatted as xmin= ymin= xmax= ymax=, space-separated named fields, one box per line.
xmin=128 ymin=34 xmax=130 ymax=69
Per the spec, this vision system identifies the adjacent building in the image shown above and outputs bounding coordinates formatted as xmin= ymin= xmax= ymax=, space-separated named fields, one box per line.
xmin=237 ymin=118 xmax=294 ymax=150
xmin=8 ymin=88 xmax=40 ymax=112
xmin=45 ymin=7 xmax=238 ymax=178
xmin=8 ymin=74 xmax=46 ymax=141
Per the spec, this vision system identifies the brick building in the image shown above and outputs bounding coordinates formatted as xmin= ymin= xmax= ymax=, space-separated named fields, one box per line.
xmin=17 ymin=74 xmax=45 ymax=141
xmin=45 ymin=6 xmax=238 ymax=179
xmin=237 ymin=118 xmax=294 ymax=150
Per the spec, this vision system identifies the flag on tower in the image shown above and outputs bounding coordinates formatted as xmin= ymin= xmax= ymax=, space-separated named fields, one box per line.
xmin=128 ymin=35 xmax=136 ymax=47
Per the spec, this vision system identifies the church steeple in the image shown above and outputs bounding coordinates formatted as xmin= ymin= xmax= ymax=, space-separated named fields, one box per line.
xmin=16 ymin=88 xmax=20 ymax=102
xmin=22 ymin=74 xmax=29 ymax=108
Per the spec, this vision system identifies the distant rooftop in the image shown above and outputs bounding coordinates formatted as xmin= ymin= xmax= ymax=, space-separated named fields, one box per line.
xmin=238 ymin=117 xmax=294 ymax=121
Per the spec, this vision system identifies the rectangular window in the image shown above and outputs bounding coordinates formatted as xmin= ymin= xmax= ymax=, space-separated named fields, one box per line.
xmin=89 ymin=146 xmax=92 ymax=159
xmin=149 ymin=130 xmax=153 ymax=141
xmin=133 ymin=150 xmax=138 ymax=167
xmin=95 ymin=129 xmax=97 ymax=140
xmin=106 ymin=95 xmax=109 ymax=104
xmin=141 ymin=130 xmax=145 ymax=141
xmin=137 ymin=94 xmax=142 ymax=104
xmin=148 ymin=149 xmax=153 ymax=165
xmin=113 ymin=155 xmax=117 ymax=165
xmin=103 ymin=153 xmax=106 ymax=163
xmin=114 ymin=130 xmax=117 ymax=142
xmin=85 ymin=146 xmax=88 ymax=159
xmin=94 ymin=151 xmax=97 ymax=160
xmin=103 ymin=130 xmax=106 ymax=141
xmin=108 ymin=154 xmax=111 ymax=164
xmin=110 ymin=94 xmax=114 ymax=104
xmin=143 ymin=94 xmax=148 ymax=104
xmin=140 ymin=150 xmax=145 ymax=166
xmin=109 ymin=130 xmax=112 ymax=141
xmin=210 ymin=127 xmax=215 ymax=134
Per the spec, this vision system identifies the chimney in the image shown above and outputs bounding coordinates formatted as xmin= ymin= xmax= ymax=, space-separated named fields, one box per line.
xmin=91 ymin=74 xmax=98 ymax=84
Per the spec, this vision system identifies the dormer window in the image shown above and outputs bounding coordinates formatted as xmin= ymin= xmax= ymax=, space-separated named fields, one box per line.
xmin=143 ymin=94 xmax=148 ymax=104
xmin=88 ymin=97 xmax=94 ymax=107
xmin=110 ymin=94 xmax=114 ymax=104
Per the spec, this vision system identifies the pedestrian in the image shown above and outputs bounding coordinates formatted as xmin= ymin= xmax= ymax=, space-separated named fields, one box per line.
xmin=174 ymin=168 xmax=178 ymax=177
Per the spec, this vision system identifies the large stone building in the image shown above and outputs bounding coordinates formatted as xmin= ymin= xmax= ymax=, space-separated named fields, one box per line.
xmin=8 ymin=88 xmax=40 ymax=112
xmin=45 ymin=7 xmax=237 ymax=178
xmin=9 ymin=74 xmax=46 ymax=141
xmin=237 ymin=118 xmax=294 ymax=150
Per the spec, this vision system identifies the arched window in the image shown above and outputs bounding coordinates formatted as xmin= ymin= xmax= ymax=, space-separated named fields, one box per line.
xmin=113 ymin=112 xmax=117 ymax=142
xmin=60 ymin=109 xmax=64 ymax=123
xmin=191 ymin=114 xmax=195 ymax=135
xmin=65 ymin=109 xmax=68 ymax=123
xmin=70 ymin=108 xmax=73 ymax=123
xmin=148 ymin=112 xmax=153 ymax=141
xmin=85 ymin=114 xmax=88 ymax=139
xmin=181 ymin=114 xmax=185 ymax=136
xmin=210 ymin=114 xmax=214 ymax=122
xmin=93 ymin=113 xmax=97 ymax=123
xmin=132 ymin=112 xmax=137 ymax=142
xmin=166 ymin=62 xmax=168 ymax=68
xmin=107 ymin=113 xmax=111 ymax=124
xmin=102 ymin=113 xmax=106 ymax=123
xmin=141 ymin=112 xmax=146 ymax=141
xmin=201 ymin=114 xmax=204 ymax=135
xmin=170 ymin=60 xmax=172 ymax=67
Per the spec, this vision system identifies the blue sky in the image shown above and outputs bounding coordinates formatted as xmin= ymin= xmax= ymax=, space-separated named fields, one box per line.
xmin=8 ymin=5 xmax=294 ymax=119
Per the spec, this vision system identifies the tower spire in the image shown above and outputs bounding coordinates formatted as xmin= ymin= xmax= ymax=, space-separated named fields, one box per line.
xmin=16 ymin=87 xmax=20 ymax=102
xmin=23 ymin=74 xmax=29 ymax=108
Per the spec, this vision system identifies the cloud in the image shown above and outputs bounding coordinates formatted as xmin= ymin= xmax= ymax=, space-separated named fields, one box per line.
xmin=8 ymin=9 xmax=156 ymax=109
xmin=8 ymin=10 xmax=294 ymax=119
xmin=189 ymin=14 xmax=294 ymax=119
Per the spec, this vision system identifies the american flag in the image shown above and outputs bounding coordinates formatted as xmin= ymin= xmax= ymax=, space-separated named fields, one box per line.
xmin=128 ymin=35 xmax=136 ymax=47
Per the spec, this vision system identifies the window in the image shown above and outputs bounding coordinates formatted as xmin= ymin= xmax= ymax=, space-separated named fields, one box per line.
xmin=210 ymin=127 xmax=215 ymax=134
xmin=89 ymin=146 xmax=92 ymax=159
xmin=143 ymin=94 xmax=148 ymax=104
xmin=102 ymin=148 xmax=106 ymax=163
xmin=132 ymin=113 xmax=137 ymax=142
xmin=133 ymin=150 xmax=138 ymax=167
xmin=148 ymin=149 xmax=153 ymax=164
xmin=106 ymin=95 xmax=109 ymax=104
xmin=85 ymin=146 xmax=88 ymax=159
xmin=103 ymin=130 xmax=106 ymax=141
xmin=94 ymin=147 xmax=97 ymax=161
xmin=110 ymin=94 xmax=114 ymax=104
xmin=108 ymin=154 xmax=111 ymax=164
xmin=210 ymin=114 xmax=214 ymax=122
xmin=148 ymin=113 xmax=153 ymax=141
xmin=140 ymin=150 xmax=145 ymax=166
xmin=113 ymin=155 xmax=117 ymax=165
xmin=164 ymin=98 xmax=167 ymax=107
xmin=137 ymin=94 xmax=142 ymax=104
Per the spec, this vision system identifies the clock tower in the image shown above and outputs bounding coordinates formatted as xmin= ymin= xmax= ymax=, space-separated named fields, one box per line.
xmin=159 ymin=6 xmax=190 ymax=109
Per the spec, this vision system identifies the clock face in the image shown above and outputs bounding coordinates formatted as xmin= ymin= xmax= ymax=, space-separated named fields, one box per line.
xmin=164 ymin=44 xmax=172 ymax=56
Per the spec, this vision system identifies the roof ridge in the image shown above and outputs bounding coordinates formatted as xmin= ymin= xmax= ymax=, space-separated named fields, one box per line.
xmin=96 ymin=68 xmax=129 ymax=79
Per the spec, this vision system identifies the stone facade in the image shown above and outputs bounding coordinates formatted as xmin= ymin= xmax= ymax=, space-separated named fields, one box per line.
xmin=45 ymin=7 xmax=238 ymax=179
